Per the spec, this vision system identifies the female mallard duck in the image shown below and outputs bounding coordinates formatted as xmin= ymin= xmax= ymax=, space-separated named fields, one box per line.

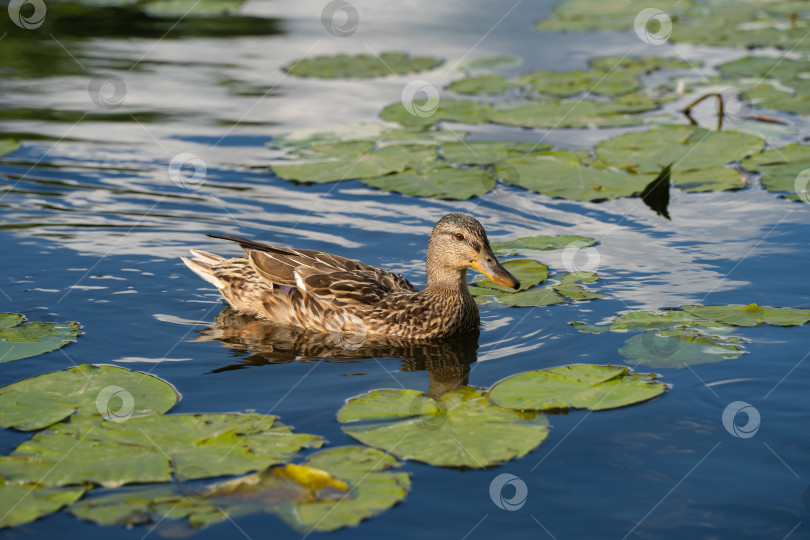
xmin=181 ymin=213 xmax=519 ymax=340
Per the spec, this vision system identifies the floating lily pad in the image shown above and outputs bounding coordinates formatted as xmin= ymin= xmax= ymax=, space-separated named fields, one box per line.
xmin=361 ymin=165 xmax=494 ymax=200
xmin=0 ymin=364 xmax=178 ymax=431
xmin=143 ymin=0 xmax=245 ymax=17
xmin=741 ymin=144 xmax=810 ymax=197
xmin=68 ymin=446 xmax=408 ymax=532
xmin=488 ymin=97 xmax=657 ymax=129
xmin=453 ymin=56 xmax=523 ymax=75
xmin=594 ymin=125 xmax=765 ymax=174
xmin=447 ymin=75 xmax=518 ymax=95
xmin=571 ymin=309 xmax=756 ymax=368
xmin=439 ymin=141 xmax=551 ymax=165
xmin=682 ymin=304 xmax=810 ymax=327
xmin=271 ymin=144 xmax=436 ymax=183
xmin=535 ymin=0 xmax=810 ymax=52
xmin=0 ymin=314 xmax=80 ymax=364
xmin=474 ymin=259 xmax=548 ymax=292
xmin=492 ymin=234 xmax=597 ymax=255
xmin=0 ymin=481 xmax=85 ymax=529
xmin=338 ymin=387 xmax=549 ymax=468
xmin=472 ymin=268 xmax=603 ymax=307
xmin=380 ymin=99 xmax=494 ymax=129
xmin=535 ymin=0 xmax=688 ymax=32
xmin=519 ymin=69 xmax=640 ymax=98
xmin=0 ymin=140 xmax=19 ymax=157
xmin=618 ymin=329 xmax=746 ymax=369
xmin=498 ymin=151 xmax=652 ymax=201
xmin=268 ymin=124 xmax=461 ymax=152
xmin=489 ymin=365 xmax=666 ymax=411
xmin=0 ymin=413 xmax=323 ymax=488
xmin=284 ymin=52 xmax=443 ymax=79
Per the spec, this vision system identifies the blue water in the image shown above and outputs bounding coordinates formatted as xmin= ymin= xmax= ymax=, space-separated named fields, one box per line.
xmin=2 ymin=0 xmax=810 ymax=538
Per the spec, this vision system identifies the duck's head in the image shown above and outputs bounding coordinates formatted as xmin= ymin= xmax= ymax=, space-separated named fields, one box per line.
xmin=426 ymin=213 xmax=520 ymax=290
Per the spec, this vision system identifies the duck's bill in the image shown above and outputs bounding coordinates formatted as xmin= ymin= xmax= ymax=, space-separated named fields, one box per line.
xmin=472 ymin=253 xmax=521 ymax=290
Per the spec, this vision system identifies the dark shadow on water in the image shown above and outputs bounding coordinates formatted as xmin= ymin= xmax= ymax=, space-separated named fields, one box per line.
xmin=194 ymin=308 xmax=479 ymax=398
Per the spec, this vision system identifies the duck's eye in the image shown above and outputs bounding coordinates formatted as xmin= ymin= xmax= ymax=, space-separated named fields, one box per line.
xmin=454 ymin=233 xmax=465 ymax=241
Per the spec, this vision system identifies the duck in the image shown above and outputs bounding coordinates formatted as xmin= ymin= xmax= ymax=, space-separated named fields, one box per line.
xmin=181 ymin=213 xmax=519 ymax=340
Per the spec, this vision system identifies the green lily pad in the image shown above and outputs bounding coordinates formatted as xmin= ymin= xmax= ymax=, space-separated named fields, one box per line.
xmin=284 ymin=52 xmax=443 ymax=79
xmin=746 ymin=83 xmax=810 ymax=115
xmin=570 ymin=309 xmax=760 ymax=368
xmin=0 ymin=364 xmax=178 ymax=431
xmin=473 ymin=269 xmax=603 ymax=307
xmin=488 ymin=97 xmax=657 ymax=129
xmin=0 ymin=413 xmax=323 ymax=487
xmin=682 ymin=304 xmax=810 ymax=327
xmin=68 ymin=447 xmax=408 ymax=532
xmin=535 ymin=0 xmax=688 ymax=32
xmin=453 ymin=56 xmax=523 ymax=75
xmin=618 ymin=329 xmax=746 ymax=369
xmin=498 ymin=151 xmax=652 ymax=201
xmin=380 ymin=99 xmax=494 ymax=129
xmin=338 ymin=387 xmax=549 ymax=468
xmin=518 ymin=69 xmax=641 ymax=98
xmin=0 ymin=140 xmax=19 ymax=157
xmin=741 ymin=144 xmax=810 ymax=197
xmin=535 ymin=0 xmax=810 ymax=52
xmin=489 ymin=365 xmax=666 ymax=411
xmin=271 ymin=143 xmax=436 ymax=183
xmin=447 ymin=75 xmax=518 ymax=95
xmin=0 ymin=314 xmax=80 ymax=364
xmin=361 ymin=165 xmax=494 ymax=200
xmin=474 ymin=259 xmax=548 ymax=291
xmin=492 ymin=235 xmax=597 ymax=255
xmin=0 ymin=481 xmax=86 ymax=529
xmin=588 ymin=56 xmax=693 ymax=74
xmin=439 ymin=141 xmax=551 ymax=165
xmin=268 ymin=124 xmax=461 ymax=152
xmin=594 ymin=125 xmax=765 ymax=174
xmin=672 ymin=167 xmax=746 ymax=193
xmin=143 ymin=0 xmax=244 ymax=17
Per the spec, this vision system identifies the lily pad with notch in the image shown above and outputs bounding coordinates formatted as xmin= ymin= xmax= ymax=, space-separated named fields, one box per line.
xmin=489 ymin=364 xmax=666 ymax=411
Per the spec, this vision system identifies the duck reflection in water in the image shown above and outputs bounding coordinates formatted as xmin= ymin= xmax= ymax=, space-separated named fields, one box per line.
xmin=193 ymin=307 xmax=479 ymax=399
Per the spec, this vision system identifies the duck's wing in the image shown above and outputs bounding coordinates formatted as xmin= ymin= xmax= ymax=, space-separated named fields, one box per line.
xmin=207 ymin=233 xmax=417 ymax=306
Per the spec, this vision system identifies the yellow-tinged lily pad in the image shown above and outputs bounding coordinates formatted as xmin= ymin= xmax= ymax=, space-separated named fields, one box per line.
xmin=68 ymin=446 xmax=409 ymax=532
xmin=0 ymin=480 xmax=86 ymax=529
xmin=338 ymin=387 xmax=549 ymax=469
xmin=0 ymin=140 xmax=19 ymax=157
xmin=682 ymin=304 xmax=810 ymax=327
xmin=471 ymin=266 xmax=603 ymax=307
xmin=284 ymin=52 xmax=443 ymax=79
xmin=489 ymin=364 xmax=666 ymax=411
xmin=0 ymin=364 xmax=178 ymax=431
xmin=0 ymin=313 xmax=80 ymax=364
xmin=0 ymin=413 xmax=323 ymax=488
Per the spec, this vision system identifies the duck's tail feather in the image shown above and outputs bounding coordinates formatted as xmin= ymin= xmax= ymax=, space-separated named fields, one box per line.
xmin=182 ymin=251 xmax=226 ymax=289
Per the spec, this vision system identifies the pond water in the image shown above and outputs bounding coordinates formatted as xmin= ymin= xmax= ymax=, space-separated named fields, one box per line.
xmin=1 ymin=0 xmax=809 ymax=538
